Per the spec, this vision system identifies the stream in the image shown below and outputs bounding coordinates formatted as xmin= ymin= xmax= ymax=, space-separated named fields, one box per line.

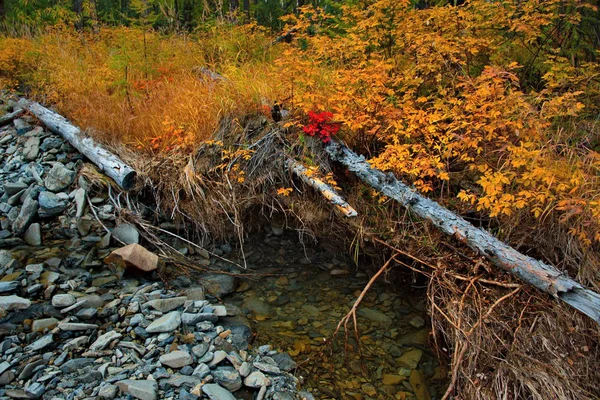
xmin=219 ymin=230 xmax=449 ymax=400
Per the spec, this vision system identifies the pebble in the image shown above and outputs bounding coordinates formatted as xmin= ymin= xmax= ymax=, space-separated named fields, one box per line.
xmin=0 ymin=295 xmax=31 ymax=310
xmin=52 ymin=293 xmax=76 ymax=307
xmin=116 ymin=379 xmax=158 ymax=400
xmin=145 ymin=311 xmax=181 ymax=333
xmin=159 ymin=350 xmax=193 ymax=368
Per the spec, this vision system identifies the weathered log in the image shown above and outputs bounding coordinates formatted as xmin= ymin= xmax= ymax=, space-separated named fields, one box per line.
xmin=325 ymin=140 xmax=600 ymax=324
xmin=0 ymin=108 xmax=25 ymax=127
xmin=287 ymin=159 xmax=357 ymax=218
xmin=18 ymin=99 xmax=136 ymax=190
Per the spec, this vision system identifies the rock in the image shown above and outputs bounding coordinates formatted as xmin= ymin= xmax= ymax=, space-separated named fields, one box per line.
xmin=0 ymin=281 xmax=18 ymax=293
xmin=192 ymin=363 xmax=210 ymax=378
xmin=4 ymin=182 xmax=28 ymax=196
xmin=40 ymin=137 xmax=63 ymax=151
xmin=99 ymin=384 xmax=118 ymax=399
xmin=396 ymin=348 xmax=423 ymax=369
xmin=202 ymin=383 xmax=237 ymax=400
xmin=112 ymin=223 xmax=139 ymax=245
xmin=212 ymin=367 xmax=242 ymax=392
xmin=244 ymin=371 xmax=270 ymax=388
xmin=23 ymin=136 xmax=40 ymax=161
xmin=23 ymin=223 xmax=42 ymax=246
xmin=12 ymin=196 xmax=38 ymax=235
xmin=273 ymin=353 xmax=296 ymax=372
xmin=60 ymin=358 xmax=94 ymax=373
xmin=104 ymin=244 xmax=159 ymax=273
xmin=58 ymin=322 xmax=99 ymax=331
xmin=202 ymin=274 xmax=238 ymax=297
xmin=0 ymin=250 xmax=14 ymax=268
xmin=145 ymin=296 xmax=187 ymax=313
xmin=13 ymin=118 xmax=33 ymax=135
xmin=253 ymin=361 xmax=281 ymax=375
xmin=31 ymin=318 xmax=59 ymax=332
xmin=90 ymin=331 xmax=122 ymax=351
xmin=52 ymin=294 xmax=76 ymax=308
xmin=357 ymin=307 xmax=393 ymax=324
xmin=159 ymin=350 xmax=193 ymax=368
xmin=145 ymin=311 xmax=181 ymax=333
xmin=73 ymin=188 xmax=86 ymax=217
xmin=116 ymin=379 xmax=158 ymax=400
xmin=382 ymin=374 xmax=405 ymax=386
xmin=409 ymin=370 xmax=431 ymax=400
xmin=182 ymin=313 xmax=218 ymax=325
xmin=25 ymin=382 xmax=45 ymax=398
xmin=25 ymin=334 xmax=54 ymax=352
xmin=44 ymin=163 xmax=75 ymax=192
xmin=38 ymin=191 xmax=69 ymax=217
xmin=0 ymin=295 xmax=31 ymax=311
xmin=409 ymin=316 xmax=426 ymax=329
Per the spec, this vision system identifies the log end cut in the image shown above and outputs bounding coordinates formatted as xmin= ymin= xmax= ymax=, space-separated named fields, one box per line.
xmin=121 ymin=170 xmax=137 ymax=191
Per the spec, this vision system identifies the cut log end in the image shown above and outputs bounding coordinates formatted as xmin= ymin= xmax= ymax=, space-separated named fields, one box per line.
xmin=121 ymin=171 xmax=137 ymax=191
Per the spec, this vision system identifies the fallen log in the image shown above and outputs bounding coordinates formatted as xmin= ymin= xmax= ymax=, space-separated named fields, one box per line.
xmin=287 ymin=159 xmax=357 ymax=218
xmin=18 ymin=99 xmax=137 ymax=191
xmin=325 ymin=140 xmax=600 ymax=324
xmin=0 ymin=108 xmax=25 ymax=127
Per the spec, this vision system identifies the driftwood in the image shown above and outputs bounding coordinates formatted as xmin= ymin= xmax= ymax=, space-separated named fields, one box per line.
xmin=287 ymin=159 xmax=357 ymax=217
xmin=325 ymin=140 xmax=600 ymax=324
xmin=0 ymin=108 xmax=25 ymax=127
xmin=18 ymin=99 xmax=137 ymax=191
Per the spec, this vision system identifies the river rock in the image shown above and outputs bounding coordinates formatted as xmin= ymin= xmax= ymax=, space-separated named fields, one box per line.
xmin=202 ymin=383 xmax=237 ymax=400
xmin=244 ymin=371 xmax=270 ymax=388
xmin=90 ymin=330 xmax=122 ymax=351
xmin=112 ymin=223 xmax=139 ymax=244
xmin=201 ymin=274 xmax=238 ymax=297
xmin=52 ymin=294 xmax=76 ymax=308
xmin=12 ymin=196 xmax=38 ymax=235
xmin=145 ymin=296 xmax=187 ymax=313
xmin=0 ymin=295 xmax=31 ymax=311
xmin=23 ymin=223 xmax=41 ymax=245
xmin=44 ymin=163 xmax=76 ymax=192
xmin=31 ymin=318 xmax=59 ymax=332
xmin=23 ymin=136 xmax=40 ymax=161
xmin=145 ymin=311 xmax=181 ymax=333
xmin=159 ymin=350 xmax=193 ymax=368
xmin=357 ymin=307 xmax=393 ymax=324
xmin=38 ymin=191 xmax=69 ymax=217
xmin=212 ymin=366 xmax=242 ymax=392
xmin=116 ymin=379 xmax=157 ymax=400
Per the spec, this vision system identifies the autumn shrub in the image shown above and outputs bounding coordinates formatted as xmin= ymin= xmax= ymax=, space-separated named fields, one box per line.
xmin=279 ymin=1 xmax=600 ymax=269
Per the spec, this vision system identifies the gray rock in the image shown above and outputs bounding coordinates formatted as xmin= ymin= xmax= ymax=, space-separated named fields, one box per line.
xmin=4 ymin=182 xmax=28 ymax=196
xmin=60 ymin=358 xmax=94 ymax=373
xmin=44 ymin=163 xmax=75 ymax=192
xmin=145 ymin=311 xmax=181 ymax=333
xmin=25 ymin=334 xmax=54 ymax=352
xmin=112 ymin=223 xmax=139 ymax=245
xmin=31 ymin=318 xmax=59 ymax=332
xmin=25 ymin=382 xmax=45 ymax=398
xmin=166 ymin=374 xmax=202 ymax=388
xmin=99 ymin=384 xmax=118 ymax=399
xmin=202 ymin=383 xmax=237 ymax=400
xmin=0 ymin=295 xmax=31 ymax=311
xmin=52 ymin=294 xmax=76 ymax=308
xmin=12 ymin=196 xmax=38 ymax=235
xmin=0 ymin=281 xmax=18 ymax=293
xmin=253 ymin=361 xmax=281 ymax=374
xmin=357 ymin=308 xmax=393 ymax=324
xmin=273 ymin=353 xmax=297 ymax=372
xmin=40 ymin=137 xmax=63 ymax=151
xmin=159 ymin=350 xmax=193 ymax=369
xmin=201 ymin=274 xmax=238 ymax=297
xmin=90 ymin=331 xmax=122 ymax=351
xmin=192 ymin=363 xmax=210 ymax=379
xmin=13 ymin=118 xmax=32 ymax=135
xmin=23 ymin=136 xmax=40 ymax=161
xmin=116 ymin=379 xmax=157 ymax=400
xmin=23 ymin=223 xmax=42 ymax=246
xmin=182 ymin=312 xmax=217 ymax=325
xmin=38 ymin=191 xmax=69 ymax=217
xmin=244 ymin=371 xmax=270 ymax=388
xmin=145 ymin=296 xmax=187 ymax=313
xmin=209 ymin=350 xmax=228 ymax=367
xmin=58 ymin=322 xmax=98 ymax=331
xmin=74 ymin=188 xmax=86 ymax=217
xmin=0 ymin=250 xmax=13 ymax=268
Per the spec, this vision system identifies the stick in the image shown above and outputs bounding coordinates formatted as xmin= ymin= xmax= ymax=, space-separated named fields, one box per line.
xmin=325 ymin=140 xmax=600 ymax=324
xmin=287 ymin=159 xmax=358 ymax=217
xmin=18 ymin=99 xmax=137 ymax=190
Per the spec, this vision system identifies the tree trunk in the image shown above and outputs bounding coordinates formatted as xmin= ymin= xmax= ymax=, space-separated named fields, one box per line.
xmin=324 ymin=140 xmax=600 ymax=325
xmin=19 ymin=99 xmax=137 ymax=191
xmin=0 ymin=108 xmax=25 ymax=127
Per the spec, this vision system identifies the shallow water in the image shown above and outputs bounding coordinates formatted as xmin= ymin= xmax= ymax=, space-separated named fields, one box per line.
xmin=225 ymin=232 xmax=449 ymax=400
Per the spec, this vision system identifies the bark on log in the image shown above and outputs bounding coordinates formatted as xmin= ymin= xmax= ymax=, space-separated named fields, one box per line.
xmin=19 ymin=99 xmax=136 ymax=190
xmin=0 ymin=108 xmax=24 ymax=127
xmin=287 ymin=159 xmax=357 ymax=218
xmin=325 ymin=140 xmax=600 ymax=324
